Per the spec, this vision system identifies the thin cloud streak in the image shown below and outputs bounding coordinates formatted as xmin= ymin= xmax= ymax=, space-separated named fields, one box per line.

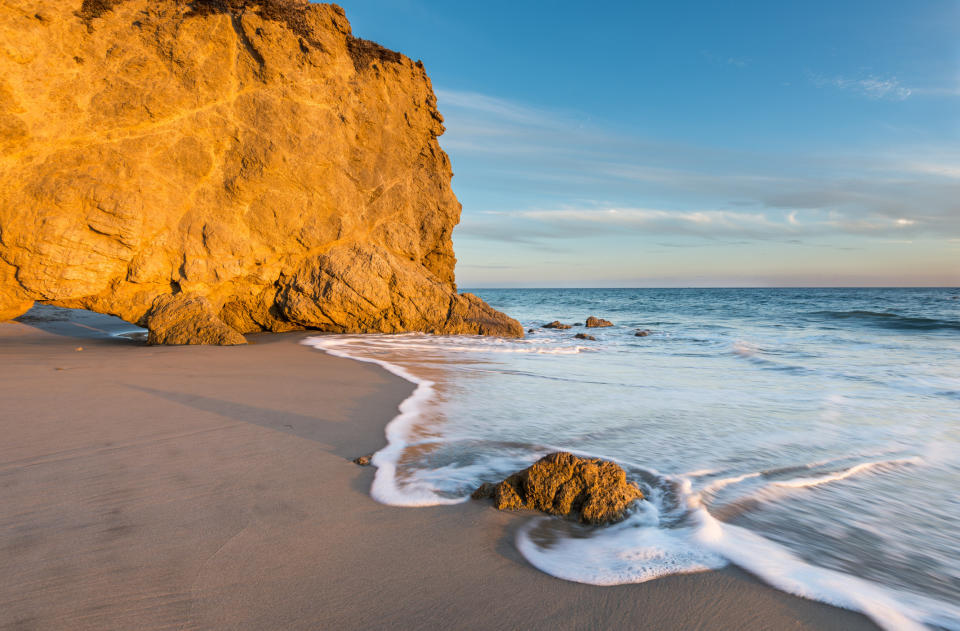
xmin=821 ymin=75 xmax=913 ymax=100
xmin=459 ymin=206 xmax=948 ymax=245
xmin=900 ymin=162 xmax=960 ymax=179
xmin=435 ymin=89 xmax=581 ymax=129
xmin=439 ymin=88 xmax=959 ymax=288
xmin=438 ymin=87 xmax=960 ymax=245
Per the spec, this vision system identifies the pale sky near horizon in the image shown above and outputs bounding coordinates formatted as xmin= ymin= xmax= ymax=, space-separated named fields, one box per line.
xmin=336 ymin=1 xmax=960 ymax=287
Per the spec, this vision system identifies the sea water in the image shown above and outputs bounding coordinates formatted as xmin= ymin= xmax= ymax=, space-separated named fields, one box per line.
xmin=304 ymin=288 xmax=960 ymax=631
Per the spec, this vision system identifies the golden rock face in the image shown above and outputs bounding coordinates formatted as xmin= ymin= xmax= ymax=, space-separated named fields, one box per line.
xmin=0 ymin=0 xmax=522 ymax=342
xmin=472 ymin=452 xmax=645 ymax=525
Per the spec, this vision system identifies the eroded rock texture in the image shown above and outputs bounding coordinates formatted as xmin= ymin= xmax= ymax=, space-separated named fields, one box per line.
xmin=472 ymin=452 xmax=644 ymax=525
xmin=0 ymin=0 xmax=522 ymax=343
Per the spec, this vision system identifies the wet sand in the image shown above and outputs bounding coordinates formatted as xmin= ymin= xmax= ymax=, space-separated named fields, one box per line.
xmin=0 ymin=307 xmax=879 ymax=630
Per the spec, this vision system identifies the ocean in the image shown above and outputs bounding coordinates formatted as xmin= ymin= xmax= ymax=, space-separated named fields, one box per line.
xmin=304 ymin=287 xmax=960 ymax=631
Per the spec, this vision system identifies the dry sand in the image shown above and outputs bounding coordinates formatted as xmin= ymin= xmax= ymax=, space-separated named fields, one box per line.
xmin=0 ymin=307 xmax=879 ymax=630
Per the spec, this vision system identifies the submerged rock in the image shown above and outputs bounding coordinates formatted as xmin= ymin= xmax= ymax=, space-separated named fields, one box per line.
xmin=635 ymin=329 xmax=652 ymax=337
xmin=471 ymin=452 xmax=643 ymax=525
xmin=574 ymin=333 xmax=596 ymax=341
xmin=544 ymin=321 xmax=572 ymax=329
xmin=0 ymin=0 xmax=520 ymax=343
xmin=585 ymin=316 xmax=613 ymax=328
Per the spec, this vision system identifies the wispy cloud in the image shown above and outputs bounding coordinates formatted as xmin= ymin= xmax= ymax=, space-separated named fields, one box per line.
xmin=438 ymin=88 xmax=960 ymax=249
xmin=907 ymin=84 xmax=960 ymax=98
xmin=515 ymin=208 xmax=779 ymax=234
xmin=434 ymin=89 xmax=550 ymax=127
xmin=458 ymin=206 xmax=942 ymax=246
xmin=701 ymin=51 xmax=751 ymax=68
xmin=435 ymin=88 xmax=602 ymax=159
xmin=811 ymin=74 xmax=913 ymax=100
xmin=900 ymin=162 xmax=960 ymax=179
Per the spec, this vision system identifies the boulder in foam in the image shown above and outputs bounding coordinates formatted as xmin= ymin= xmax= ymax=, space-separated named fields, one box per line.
xmin=472 ymin=452 xmax=643 ymax=525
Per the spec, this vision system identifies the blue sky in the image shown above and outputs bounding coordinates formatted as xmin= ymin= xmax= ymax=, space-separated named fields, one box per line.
xmin=336 ymin=1 xmax=960 ymax=287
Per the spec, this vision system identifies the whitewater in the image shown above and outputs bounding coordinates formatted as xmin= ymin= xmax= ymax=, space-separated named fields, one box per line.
xmin=304 ymin=287 xmax=960 ymax=631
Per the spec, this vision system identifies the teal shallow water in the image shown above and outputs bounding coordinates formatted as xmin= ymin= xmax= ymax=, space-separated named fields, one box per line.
xmin=306 ymin=288 xmax=960 ymax=631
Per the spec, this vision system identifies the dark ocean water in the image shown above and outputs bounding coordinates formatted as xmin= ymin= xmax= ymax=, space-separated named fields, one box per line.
xmin=306 ymin=288 xmax=960 ymax=631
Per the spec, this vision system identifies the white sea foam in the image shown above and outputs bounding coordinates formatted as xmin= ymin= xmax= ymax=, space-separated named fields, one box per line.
xmin=303 ymin=333 xmax=960 ymax=631
xmin=516 ymin=507 xmax=728 ymax=585
xmin=769 ymin=457 xmax=921 ymax=490
xmin=691 ymin=488 xmax=960 ymax=631
xmin=518 ymin=474 xmax=958 ymax=631
xmin=700 ymin=471 xmax=762 ymax=495
xmin=317 ymin=333 xmax=592 ymax=355
xmin=689 ymin=502 xmax=931 ymax=631
xmin=303 ymin=335 xmax=464 ymax=506
xmin=732 ymin=339 xmax=758 ymax=356
xmin=700 ymin=456 xmax=920 ymax=502
xmin=305 ymin=334 xmax=590 ymax=506
xmin=679 ymin=467 xmax=718 ymax=477
xmin=377 ymin=341 xmax=590 ymax=354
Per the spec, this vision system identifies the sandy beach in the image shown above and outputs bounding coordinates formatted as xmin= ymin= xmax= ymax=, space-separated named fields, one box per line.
xmin=0 ymin=308 xmax=879 ymax=630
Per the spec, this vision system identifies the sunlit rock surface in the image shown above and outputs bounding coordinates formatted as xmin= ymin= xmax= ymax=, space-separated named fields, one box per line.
xmin=473 ymin=452 xmax=644 ymax=525
xmin=0 ymin=0 xmax=522 ymax=343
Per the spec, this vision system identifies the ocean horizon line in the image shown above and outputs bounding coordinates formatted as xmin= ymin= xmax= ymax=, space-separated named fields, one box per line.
xmin=460 ymin=285 xmax=960 ymax=290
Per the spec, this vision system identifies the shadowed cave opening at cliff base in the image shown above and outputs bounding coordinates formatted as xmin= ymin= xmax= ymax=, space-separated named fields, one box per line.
xmin=14 ymin=304 xmax=148 ymax=342
xmin=77 ymin=0 xmax=403 ymax=68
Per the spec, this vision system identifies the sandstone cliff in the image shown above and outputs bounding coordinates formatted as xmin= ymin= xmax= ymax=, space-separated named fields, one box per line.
xmin=0 ymin=0 xmax=522 ymax=342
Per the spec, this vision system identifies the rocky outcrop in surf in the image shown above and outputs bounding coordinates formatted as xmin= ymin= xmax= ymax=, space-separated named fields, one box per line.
xmin=472 ymin=452 xmax=643 ymax=525
xmin=0 ymin=0 xmax=521 ymax=343
xmin=585 ymin=316 xmax=613 ymax=328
